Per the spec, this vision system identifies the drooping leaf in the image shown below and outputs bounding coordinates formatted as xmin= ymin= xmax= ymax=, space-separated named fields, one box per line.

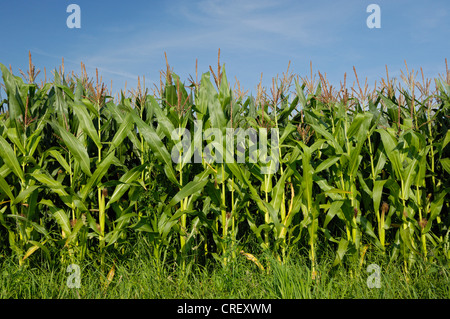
xmin=0 ymin=135 xmax=24 ymax=182
xmin=51 ymin=121 xmax=92 ymax=177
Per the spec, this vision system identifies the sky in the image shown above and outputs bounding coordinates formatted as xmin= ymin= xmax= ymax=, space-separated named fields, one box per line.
xmin=0 ymin=0 xmax=449 ymax=97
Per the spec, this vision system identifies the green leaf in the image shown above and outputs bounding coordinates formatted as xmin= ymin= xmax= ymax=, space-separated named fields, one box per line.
xmin=51 ymin=121 xmax=92 ymax=177
xmin=332 ymin=238 xmax=349 ymax=267
xmin=309 ymin=123 xmax=343 ymax=154
xmin=165 ymin=178 xmax=209 ymax=213
xmin=315 ymin=156 xmax=340 ymax=173
xmin=440 ymin=158 xmax=450 ymax=174
xmin=299 ymin=142 xmax=313 ymax=210
xmin=150 ymin=96 xmax=176 ymax=139
xmin=109 ymin=113 xmax=134 ymax=152
xmin=22 ymin=240 xmax=50 ymax=262
xmin=72 ymin=103 xmax=102 ymax=149
xmin=131 ymin=110 xmax=179 ymax=186
xmin=53 ymin=80 xmax=70 ymax=128
xmin=294 ymin=79 xmax=307 ymax=108
xmin=114 ymin=212 xmax=137 ymax=229
xmin=324 ymin=200 xmax=343 ymax=228
xmin=6 ymin=214 xmax=50 ymax=239
xmin=203 ymin=73 xmax=226 ymax=130
xmin=377 ymin=128 xmax=402 ymax=180
xmin=197 ymin=72 xmax=214 ymax=117
xmin=0 ymin=164 xmax=12 ymax=179
xmin=373 ymin=180 xmax=387 ymax=215
xmin=348 ymin=113 xmax=373 ymax=177
xmin=415 ymin=146 xmax=430 ymax=187
xmin=374 ymin=151 xmax=387 ymax=177
xmin=442 ymin=130 xmax=450 ymax=151
xmin=270 ymin=169 xmax=292 ymax=213
xmin=64 ymin=219 xmax=85 ymax=246
xmin=0 ymin=135 xmax=24 ymax=182
xmin=359 ymin=216 xmax=377 ymax=240
xmin=12 ymin=186 xmax=39 ymax=205
xmin=7 ymin=128 xmax=26 ymax=155
xmin=0 ymin=63 xmax=25 ymax=122
xmin=33 ymin=171 xmax=88 ymax=212
xmin=32 ymin=171 xmax=69 ymax=198
xmin=428 ymin=189 xmax=448 ymax=224
xmin=131 ymin=217 xmax=157 ymax=233
xmin=48 ymin=149 xmax=72 ymax=174
xmin=401 ymin=156 xmax=418 ymax=200
xmin=0 ymin=175 xmax=14 ymax=201
xmin=85 ymin=211 xmax=101 ymax=235
xmin=47 ymin=204 xmax=71 ymax=237
xmin=227 ymin=160 xmax=276 ymax=225
xmin=347 ymin=113 xmax=372 ymax=141
xmin=399 ymin=227 xmax=420 ymax=255
xmin=81 ymin=98 xmax=100 ymax=117
xmin=107 ymin=165 xmax=145 ymax=208
xmin=80 ymin=151 xmax=116 ymax=201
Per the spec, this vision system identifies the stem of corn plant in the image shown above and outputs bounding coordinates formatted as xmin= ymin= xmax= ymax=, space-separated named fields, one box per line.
xmin=368 ymin=136 xmax=385 ymax=252
xmin=426 ymin=103 xmax=443 ymax=241
xmin=417 ymin=184 xmax=427 ymax=260
xmin=179 ymin=130 xmax=186 ymax=256
xmin=380 ymin=205 xmax=385 ymax=251
xmin=97 ymin=100 xmax=106 ymax=267
xmin=345 ymin=114 xmax=359 ymax=250
xmin=310 ymin=209 xmax=317 ymax=279
xmin=351 ymin=184 xmax=358 ymax=247
xmin=220 ymin=163 xmax=230 ymax=266
xmin=342 ymin=114 xmax=354 ymax=245
xmin=20 ymin=144 xmax=27 ymax=244
xmin=221 ymin=163 xmax=226 ymax=239
xmin=400 ymin=181 xmax=410 ymax=274
xmin=231 ymin=176 xmax=236 ymax=260
xmin=340 ymin=169 xmax=352 ymax=242
xmin=368 ymin=136 xmax=376 ymax=185
xmin=69 ymin=156 xmax=75 ymax=221
xmin=274 ymin=115 xmax=287 ymax=257
xmin=178 ymin=121 xmax=190 ymax=271
xmin=264 ymin=174 xmax=270 ymax=247
xmin=139 ymin=101 xmax=146 ymax=218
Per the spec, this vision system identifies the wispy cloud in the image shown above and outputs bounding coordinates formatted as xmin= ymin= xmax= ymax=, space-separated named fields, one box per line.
xmin=30 ymin=48 xmax=139 ymax=81
xmin=77 ymin=0 xmax=363 ymax=90
xmin=175 ymin=0 xmax=357 ymax=51
xmin=77 ymin=0 xmax=358 ymax=66
xmin=8 ymin=0 xmax=446 ymax=94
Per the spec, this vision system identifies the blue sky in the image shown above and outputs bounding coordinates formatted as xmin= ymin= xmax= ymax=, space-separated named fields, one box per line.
xmin=0 ymin=0 xmax=449 ymax=96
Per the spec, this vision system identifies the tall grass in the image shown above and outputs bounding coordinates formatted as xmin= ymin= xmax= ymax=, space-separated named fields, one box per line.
xmin=1 ymin=238 xmax=449 ymax=298
xmin=0 ymin=52 xmax=449 ymax=280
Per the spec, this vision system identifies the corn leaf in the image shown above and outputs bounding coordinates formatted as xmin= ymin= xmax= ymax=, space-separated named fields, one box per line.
xmin=51 ymin=121 xmax=92 ymax=177
xmin=72 ymin=103 xmax=102 ymax=149
xmin=0 ymin=135 xmax=24 ymax=182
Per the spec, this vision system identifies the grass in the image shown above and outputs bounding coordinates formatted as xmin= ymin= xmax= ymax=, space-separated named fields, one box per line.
xmin=1 ymin=238 xmax=448 ymax=299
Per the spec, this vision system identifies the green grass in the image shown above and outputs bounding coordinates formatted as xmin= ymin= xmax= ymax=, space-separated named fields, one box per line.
xmin=1 ymin=238 xmax=448 ymax=299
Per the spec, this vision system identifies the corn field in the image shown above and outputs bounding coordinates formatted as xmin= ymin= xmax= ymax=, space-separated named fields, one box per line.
xmin=0 ymin=53 xmax=449 ymax=277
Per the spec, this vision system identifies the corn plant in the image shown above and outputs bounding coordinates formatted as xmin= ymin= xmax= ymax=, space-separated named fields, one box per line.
xmin=0 ymin=53 xmax=448 ymax=277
